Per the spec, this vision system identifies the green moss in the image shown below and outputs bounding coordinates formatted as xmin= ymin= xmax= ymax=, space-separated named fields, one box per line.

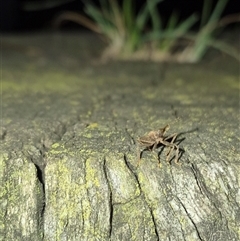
xmin=51 ymin=143 xmax=60 ymax=149
xmin=113 ymin=197 xmax=156 ymax=240
xmin=87 ymin=123 xmax=99 ymax=130
xmin=2 ymin=71 xmax=86 ymax=94
xmin=85 ymin=157 xmax=100 ymax=188
xmin=45 ymin=152 xmax=109 ymax=240
xmin=49 ymin=143 xmax=74 ymax=157
xmin=0 ymin=154 xmax=41 ymax=239
xmin=221 ymin=76 xmax=240 ymax=90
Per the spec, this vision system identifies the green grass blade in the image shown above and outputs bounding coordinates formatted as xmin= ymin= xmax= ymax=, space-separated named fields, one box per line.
xmin=207 ymin=39 xmax=240 ymax=61
xmin=108 ymin=0 xmax=124 ymax=32
xmin=122 ymin=0 xmax=135 ymax=31
xmin=201 ymin=0 xmax=213 ymax=27
xmin=85 ymin=4 xmax=115 ymax=36
xmin=136 ymin=2 xmax=150 ymax=30
xmin=208 ymin=0 xmax=229 ymax=25
xmin=173 ymin=14 xmax=198 ymax=35
xmin=98 ymin=0 xmax=114 ymax=20
xmin=183 ymin=34 xmax=240 ymax=62
xmin=136 ymin=0 xmax=163 ymax=32
xmin=166 ymin=11 xmax=179 ymax=30
xmin=143 ymin=13 xmax=197 ymax=42
xmin=147 ymin=0 xmax=163 ymax=31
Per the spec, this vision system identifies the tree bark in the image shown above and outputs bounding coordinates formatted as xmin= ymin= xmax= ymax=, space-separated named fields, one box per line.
xmin=1 ymin=33 xmax=239 ymax=241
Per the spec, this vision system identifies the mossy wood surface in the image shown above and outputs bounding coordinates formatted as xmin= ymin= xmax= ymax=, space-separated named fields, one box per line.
xmin=1 ymin=33 xmax=239 ymax=241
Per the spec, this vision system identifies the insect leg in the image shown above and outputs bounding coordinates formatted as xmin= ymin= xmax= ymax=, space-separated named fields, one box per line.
xmin=163 ymin=133 xmax=178 ymax=162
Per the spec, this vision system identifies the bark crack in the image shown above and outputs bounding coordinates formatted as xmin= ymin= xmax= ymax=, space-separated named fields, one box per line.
xmin=103 ymin=158 xmax=114 ymax=239
xmin=125 ymin=127 xmax=136 ymax=145
xmin=29 ymin=160 xmax=45 ymax=240
xmin=28 ymin=137 xmax=52 ymax=240
xmin=177 ymin=198 xmax=204 ymax=241
xmin=190 ymin=163 xmax=214 ymax=201
xmin=53 ymin=122 xmax=67 ymax=141
xmin=123 ymin=154 xmax=161 ymax=240
xmin=190 ymin=162 xmax=226 ymax=229
xmin=123 ymin=154 xmax=144 ymax=203
xmin=149 ymin=206 xmax=160 ymax=241
xmin=190 ymin=163 xmax=205 ymax=195
xmin=0 ymin=127 xmax=7 ymax=140
xmin=123 ymin=154 xmax=142 ymax=193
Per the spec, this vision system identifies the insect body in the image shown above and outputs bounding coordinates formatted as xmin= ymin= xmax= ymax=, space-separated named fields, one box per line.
xmin=137 ymin=124 xmax=180 ymax=166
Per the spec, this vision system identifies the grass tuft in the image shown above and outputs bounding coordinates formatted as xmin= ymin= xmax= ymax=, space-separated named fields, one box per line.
xmin=53 ymin=0 xmax=240 ymax=63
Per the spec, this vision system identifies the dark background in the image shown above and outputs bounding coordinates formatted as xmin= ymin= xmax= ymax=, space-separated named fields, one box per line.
xmin=0 ymin=0 xmax=239 ymax=32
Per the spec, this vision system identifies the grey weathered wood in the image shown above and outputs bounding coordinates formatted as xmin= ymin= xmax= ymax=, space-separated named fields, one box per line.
xmin=1 ymin=33 xmax=239 ymax=241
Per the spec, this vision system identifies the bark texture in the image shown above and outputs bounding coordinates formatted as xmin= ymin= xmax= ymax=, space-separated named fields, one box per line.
xmin=1 ymin=33 xmax=239 ymax=241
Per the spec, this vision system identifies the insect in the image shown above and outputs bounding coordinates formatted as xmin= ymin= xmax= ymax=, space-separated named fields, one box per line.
xmin=137 ymin=124 xmax=180 ymax=166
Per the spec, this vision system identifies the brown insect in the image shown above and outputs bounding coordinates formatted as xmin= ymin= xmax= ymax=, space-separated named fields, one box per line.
xmin=137 ymin=124 xmax=180 ymax=166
